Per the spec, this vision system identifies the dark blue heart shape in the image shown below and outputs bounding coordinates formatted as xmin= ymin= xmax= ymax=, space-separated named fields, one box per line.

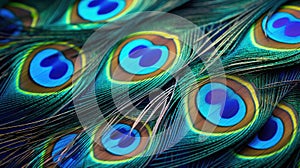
xmin=40 ymin=52 xmax=69 ymax=80
xmin=273 ymin=17 xmax=300 ymax=37
xmin=109 ymin=126 xmax=136 ymax=148
xmin=205 ymin=89 xmax=240 ymax=119
xmin=0 ymin=9 xmax=22 ymax=42
xmin=129 ymin=45 xmax=162 ymax=67
xmin=88 ymin=0 xmax=119 ymax=15
xmin=257 ymin=118 xmax=278 ymax=141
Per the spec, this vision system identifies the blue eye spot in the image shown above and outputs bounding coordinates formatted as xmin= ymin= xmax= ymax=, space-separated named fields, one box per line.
xmin=273 ymin=17 xmax=300 ymax=37
xmin=40 ymin=53 xmax=69 ymax=80
xmin=101 ymin=123 xmax=141 ymax=155
xmin=78 ymin=0 xmax=126 ymax=21
xmin=110 ymin=127 xmax=136 ymax=148
xmin=0 ymin=8 xmax=22 ymax=43
xmin=88 ymin=0 xmax=119 ymax=15
xmin=119 ymin=39 xmax=169 ymax=75
xmin=248 ymin=116 xmax=284 ymax=149
xmin=29 ymin=49 xmax=74 ymax=88
xmin=197 ymin=83 xmax=246 ymax=127
xmin=205 ymin=89 xmax=240 ymax=119
xmin=262 ymin=12 xmax=300 ymax=44
xmin=257 ymin=118 xmax=278 ymax=141
xmin=52 ymin=134 xmax=77 ymax=167
xmin=129 ymin=45 xmax=163 ymax=67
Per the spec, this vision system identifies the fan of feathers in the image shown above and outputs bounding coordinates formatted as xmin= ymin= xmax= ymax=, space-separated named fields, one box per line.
xmin=0 ymin=0 xmax=300 ymax=167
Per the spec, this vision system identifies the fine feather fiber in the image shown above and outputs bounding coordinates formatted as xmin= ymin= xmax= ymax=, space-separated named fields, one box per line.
xmin=0 ymin=0 xmax=300 ymax=168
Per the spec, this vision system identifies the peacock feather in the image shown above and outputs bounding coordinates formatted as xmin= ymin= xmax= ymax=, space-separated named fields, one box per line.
xmin=0 ymin=0 xmax=300 ymax=168
xmin=197 ymin=86 xmax=300 ymax=168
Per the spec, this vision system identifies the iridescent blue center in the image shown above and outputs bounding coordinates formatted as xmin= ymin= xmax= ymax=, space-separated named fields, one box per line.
xmin=0 ymin=8 xmax=23 ymax=43
xmin=248 ymin=116 xmax=284 ymax=149
xmin=119 ymin=39 xmax=169 ymax=75
xmin=197 ymin=83 xmax=247 ymax=127
xmin=29 ymin=48 xmax=74 ymax=88
xmin=52 ymin=134 xmax=78 ymax=168
xmin=262 ymin=12 xmax=300 ymax=44
xmin=101 ymin=123 xmax=141 ymax=155
xmin=78 ymin=0 xmax=126 ymax=21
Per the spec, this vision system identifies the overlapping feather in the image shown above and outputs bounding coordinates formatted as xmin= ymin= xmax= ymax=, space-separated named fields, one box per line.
xmin=0 ymin=0 xmax=299 ymax=168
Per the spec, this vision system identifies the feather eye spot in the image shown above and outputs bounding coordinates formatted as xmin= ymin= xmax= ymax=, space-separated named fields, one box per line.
xmin=42 ymin=130 xmax=84 ymax=168
xmin=196 ymin=83 xmax=247 ymax=127
xmin=109 ymin=31 xmax=180 ymax=82
xmin=237 ymin=103 xmax=298 ymax=157
xmin=119 ymin=39 xmax=169 ymax=75
xmin=29 ymin=49 xmax=75 ymax=88
xmin=254 ymin=5 xmax=300 ymax=49
xmin=263 ymin=12 xmax=300 ymax=44
xmin=186 ymin=76 xmax=259 ymax=133
xmin=101 ymin=123 xmax=141 ymax=155
xmin=51 ymin=134 xmax=78 ymax=167
xmin=19 ymin=43 xmax=85 ymax=93
xmin=248 ymin=116 xmax=284 ymax=149
xmin=92 ymin=119 xmax=151 ymax=162
xmin=0 ymin=8 xmax=22 ymax=43
xmin=71 ymin=0 xmax=136 ymax=23
xmin=0 ymin=3 xmax=38 ymax=45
